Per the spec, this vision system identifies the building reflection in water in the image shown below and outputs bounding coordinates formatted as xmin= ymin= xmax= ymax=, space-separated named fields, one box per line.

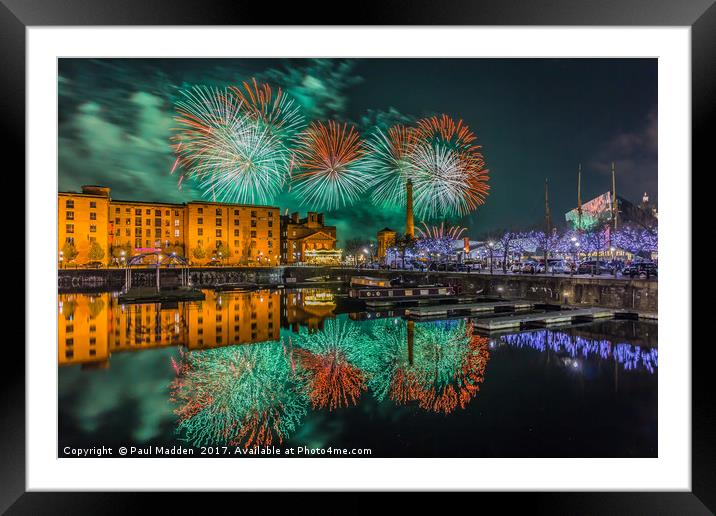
xmin=57 ymin=288 xmax=337 ymax=370
xmin=281 ymin=288 xmax=337 ymax=332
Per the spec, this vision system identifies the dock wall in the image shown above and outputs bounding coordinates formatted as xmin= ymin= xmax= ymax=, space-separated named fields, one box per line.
xmin=58 ymin=266 xmax=657 ymax=311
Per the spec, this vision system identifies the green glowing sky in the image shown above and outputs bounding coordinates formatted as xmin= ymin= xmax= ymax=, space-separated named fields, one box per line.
xmin=58 ymin=58 xmax=657 ymax=244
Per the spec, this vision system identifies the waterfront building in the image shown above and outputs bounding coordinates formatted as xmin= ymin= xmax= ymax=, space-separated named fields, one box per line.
xmin=376 ymin=227 xmax=396 ymax=260
xmin=639 ymin=192 xmax=658 ymax=219
xmin=184 ymin=201 xmax=279 ymax=266
xmin=109 ymin=199 xmax=185 ymax=258
xmin=565 ymin=191 xmax=657 ymax=230
xmin=57 ymin=186 xmax=280 ymax=266
xmin=58 ymin=186 xmax=111 ymax=267
xmin=279 ymin=211 xmax=340 ymax=265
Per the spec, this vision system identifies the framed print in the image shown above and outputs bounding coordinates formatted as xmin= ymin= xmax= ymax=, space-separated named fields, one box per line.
xmin=5 ymin=0 xmax=711 ymax=512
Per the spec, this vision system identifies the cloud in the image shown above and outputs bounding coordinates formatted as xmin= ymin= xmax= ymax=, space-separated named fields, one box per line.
xmin=59 ymin=92 xmax=203 ymax=202
xmin=588 ymin=108 xmax=657 ymax=203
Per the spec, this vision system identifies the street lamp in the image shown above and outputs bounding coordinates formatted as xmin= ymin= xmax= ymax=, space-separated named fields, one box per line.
xmin=59 ymin=250 xmax=64 ymax=269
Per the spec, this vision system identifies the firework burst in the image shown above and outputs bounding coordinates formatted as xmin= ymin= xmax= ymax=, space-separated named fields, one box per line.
xmin=291 ymin=121 xmax=369 ymax=211
xmin=417 ymin=221 xmax=467 ymax=240
xmin=410 ymin=114 xmax=490 ymax=219
xmin=172 ymin=85 xmax=292 ymax=205
xmin=364 ymin=125 xmax=418 ymax=208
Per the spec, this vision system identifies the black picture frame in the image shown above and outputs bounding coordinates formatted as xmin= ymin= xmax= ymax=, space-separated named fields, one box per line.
xmin=4 ymin=0 xmax=708 ymax=512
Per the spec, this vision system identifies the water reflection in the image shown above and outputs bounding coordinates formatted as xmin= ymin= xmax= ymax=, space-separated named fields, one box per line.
xmin=498 ymin=329 xmax=658 ymax=374
xmin=291 ymin=319 xmax=367 ymax=411
xmin=57 ymin=288 xmax=337 ymax=369
xmin=170 ymin=341 xmax=308 ymax=448
xmin=58 ymin=290 xmax=658 ymax=452
xmin=168 ymin=317 xmax=491 ymax=448
xmin=354 ymin=320 xmax=489 ymax=415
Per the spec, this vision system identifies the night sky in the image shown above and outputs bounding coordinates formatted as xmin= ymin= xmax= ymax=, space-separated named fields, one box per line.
xmin=58 ymin=58 xmax=657 ymax=244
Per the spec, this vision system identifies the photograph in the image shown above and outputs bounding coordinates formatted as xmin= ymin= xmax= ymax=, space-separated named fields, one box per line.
xmin=56 ymin=57 xmax=659 ymax=459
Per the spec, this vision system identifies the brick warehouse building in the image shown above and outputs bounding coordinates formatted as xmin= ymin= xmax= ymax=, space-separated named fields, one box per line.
xmin=58 ymin=185 xmax=285 ymax=266
xmin=279 ymin=211 xmax=341 ymax=265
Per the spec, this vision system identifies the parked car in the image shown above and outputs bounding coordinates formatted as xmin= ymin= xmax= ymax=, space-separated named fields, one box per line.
xmin=576 ymin=260 xmax=612 ymax=275
xmin=537 ymin=258 xmax=568 ymax=274
xmin=622 ymin=261 xmax=658 ymax=278
xmin=520 ymin=260 xmax=539 ymax=273
xmin=81 ymin=261 xmax=103 ymax=269
xmin=508 ymin=262 xmax=522 ymax=273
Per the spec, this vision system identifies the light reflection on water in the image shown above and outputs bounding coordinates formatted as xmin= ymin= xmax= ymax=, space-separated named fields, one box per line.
xmin=58 ymin=289 xmax=657 ymax=457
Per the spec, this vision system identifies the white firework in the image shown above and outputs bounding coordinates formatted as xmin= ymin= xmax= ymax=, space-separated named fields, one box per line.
xmin=409 ymin=143 xmax=472 ymax=219
xmin=364 ymin=127 xmax=417 ymax=208
xmin=173 ymin=85 xmax=291 ymax=205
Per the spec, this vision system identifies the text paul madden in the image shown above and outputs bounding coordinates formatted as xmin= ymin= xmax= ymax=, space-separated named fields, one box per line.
xmin=62 ymin=446 xmax=196 ymax=457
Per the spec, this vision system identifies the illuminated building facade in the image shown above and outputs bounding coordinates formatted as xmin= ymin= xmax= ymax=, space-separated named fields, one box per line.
xmin=184 ymin=202 xmax=279 ymax=266
xmin=58 ymin=186 xmax=111 ymax=266
xmin=565 ymin=192 xmax=657 ymax=230
xmin=109 ymin=199 xmax=185 ymax=258
xmin=57 ymin=185 xmax=279 ymax=266
xmin=376 ymin=227 xmax=396 ymax=260
xmin=279 ymin=212 xmax=340 ymax=265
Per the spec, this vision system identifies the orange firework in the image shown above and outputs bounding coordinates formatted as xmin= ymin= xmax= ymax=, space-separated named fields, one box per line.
xmin=228 ymin=77 xmax=305 ymax=140
xmin=414 ymin=114 xmax=477 ymax=149
xmin=291 ymin=120 xmax=369 ymax=210
xmin=228 ymin=409 xmax=285 ymax=448
xmin=387 ymin=124 xmax=419 ymax=161
xmin=296 ymin=348 xmax=367 ymax=411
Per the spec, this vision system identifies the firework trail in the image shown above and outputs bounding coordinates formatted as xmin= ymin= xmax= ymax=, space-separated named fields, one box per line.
xmin=417 ymin=221 xmax=467 ymax=240
xmin=291 ymin=120 xmax=369 ymax=211
xmin=363 ymin=116 xmax=489 ymax=219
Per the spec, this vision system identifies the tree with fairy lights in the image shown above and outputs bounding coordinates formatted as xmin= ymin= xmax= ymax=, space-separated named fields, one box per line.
xmin=528 ymin=229 xmax=561 ymax=270
xmin=614 ymin=223 xmax=658 ymax=259
xmin=488 ymin=230 xmax=532 ymax=272
xmin=580 ymin=223 xmax=611 ymax=268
